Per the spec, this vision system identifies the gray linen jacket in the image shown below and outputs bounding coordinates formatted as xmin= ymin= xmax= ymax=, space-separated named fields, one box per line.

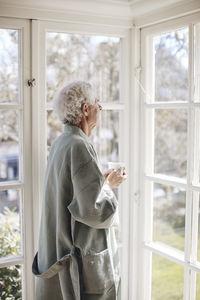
xmin=32 ymin=124 xmax=121 ymax=300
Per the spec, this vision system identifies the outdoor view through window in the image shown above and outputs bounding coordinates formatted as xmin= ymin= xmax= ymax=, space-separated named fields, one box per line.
xmin=150 ymin=27 xmax=200 ymax=300
xmin=0 ymin=28 xmax=22 ymax=299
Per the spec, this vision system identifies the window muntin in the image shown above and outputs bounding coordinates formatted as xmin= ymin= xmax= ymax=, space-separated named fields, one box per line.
xmin=153 ymin=28 xmax=189 ymax=102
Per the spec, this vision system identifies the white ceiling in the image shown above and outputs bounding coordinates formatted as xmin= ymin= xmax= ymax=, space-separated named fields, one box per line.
xmin=0 ymin=0 xmax=200 ymax=27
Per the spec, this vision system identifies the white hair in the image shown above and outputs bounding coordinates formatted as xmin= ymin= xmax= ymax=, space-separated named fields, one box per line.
xmin=53 ymin=80 xmax=96 ymax=125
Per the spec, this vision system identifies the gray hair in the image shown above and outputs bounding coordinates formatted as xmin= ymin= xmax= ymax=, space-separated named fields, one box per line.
xmin=53 ymin=80 xmax=96 ymax=125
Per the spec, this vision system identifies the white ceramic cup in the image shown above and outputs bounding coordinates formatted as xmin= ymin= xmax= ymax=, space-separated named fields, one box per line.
xmin=108 ymin=162 xmax=125 ymax=176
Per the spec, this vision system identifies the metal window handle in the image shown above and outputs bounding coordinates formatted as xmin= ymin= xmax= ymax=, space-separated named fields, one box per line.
xmin=28 ymin=78 xmax=36 ymax=87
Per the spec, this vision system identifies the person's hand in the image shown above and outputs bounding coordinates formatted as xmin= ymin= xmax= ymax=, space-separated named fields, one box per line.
xmin=103 ymin=169 xmax=113 ymax=179
xmin=105 ymin=167 xmax=127 ymax=189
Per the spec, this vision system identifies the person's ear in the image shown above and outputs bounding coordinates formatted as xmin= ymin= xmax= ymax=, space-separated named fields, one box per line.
xmin=81 ymin=103 xmax=89 ymax=117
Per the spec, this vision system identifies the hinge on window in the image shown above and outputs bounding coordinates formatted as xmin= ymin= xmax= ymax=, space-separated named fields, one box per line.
xmin=27 ymin=78 xmax=36 ymax=87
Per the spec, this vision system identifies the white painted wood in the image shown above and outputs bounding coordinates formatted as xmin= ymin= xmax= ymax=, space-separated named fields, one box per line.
xmin=138 ymin=10 xmax=200 ymax=33
xmin=0 ymin=181 xmax=24 ymax=190
xmin=145 ymin=174 xmax=187 ymax=188
xmin=128 ymin=26 xmax=141 ymax=300
xmin=183 ymin=23 xmax=195 ymax=300
xmin=0 ymin=103 xmax=23 ymax=109
xmin=144 ymin=242 xmax=185 ymax=266
xmin=139 ymin=14 xmax=200 ymax=300
xmin=0 ymin=17 xmax=34 ymax=300
xmin=118 ymin=29 xmax=131 ymax=300
xmin=0 ymin=257 xmax=24 ymax=268
xmin=0 ymin=4 xmax=132 ymax=28
xmin=133 ymin=1 xmax=200 ymax=28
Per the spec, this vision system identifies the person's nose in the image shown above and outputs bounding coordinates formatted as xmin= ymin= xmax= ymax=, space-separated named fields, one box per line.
xmin=98 ymin=103 xmax=102 ymax=110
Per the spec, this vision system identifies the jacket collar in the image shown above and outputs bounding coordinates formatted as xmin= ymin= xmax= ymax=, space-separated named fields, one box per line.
xmin=63 ymin=123 xmax=89 ymax=141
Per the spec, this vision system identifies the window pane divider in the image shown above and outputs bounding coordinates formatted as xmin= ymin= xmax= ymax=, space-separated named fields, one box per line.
xmin=0 ymin=256 xmax=24 ymax=268
xmin=0 ymin=181 xmax=24 ymax=190
xmin=190 ymin=262 xmax=200 ymax=273
xmin=0 ymin=103 xmax=23 ymax=109
xmin=144 ymin=241 xmax=185 ymax=266
xmin=191 ymin=184 xmax=200 ymax=192
xmin=145 ymin=102 xmax=200 ymax=109
xmin=144 ymin=174 xmax=187 ymax=188
xmin=144 ymin=101 xmax=188 ymax=108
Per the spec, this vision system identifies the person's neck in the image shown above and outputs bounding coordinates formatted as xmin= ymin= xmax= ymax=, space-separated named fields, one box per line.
xmin=78 ymin=120 xmax=92 ymax=137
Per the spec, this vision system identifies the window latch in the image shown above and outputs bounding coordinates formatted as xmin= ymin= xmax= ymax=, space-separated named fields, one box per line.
xmin=28 ymin=78 xmax=36 ymax=87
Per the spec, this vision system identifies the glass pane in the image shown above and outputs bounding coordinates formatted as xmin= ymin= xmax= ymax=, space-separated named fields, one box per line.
xmin=0 ymin=265 xmax=22 ymax=299
xmin=152 ymin=254 xmax=184 ymax=300
xmin=46 ymin=33 xmax=120 ymax=104
xmin=194 ymin=24 xmax=200 ymax=103
xmin=0 ymin=29 xmax=19 ymax=103
xmin=193 ymin=108 xmax=200 ymax=186
xmin=90 ymin=110 xmax=120 ymax=173
xmin=197 ymin=273 xmax=200 ymax=300
xmin=0 ymin=190 xmax=22 ymax=258
xmin=154 ymin=27 xmax=189 ymax=102
xmin=153 ymin=183 xmax=185 ymax=251
xmin=154 ymin=109 xmax=187 ymax=178
xmin=0 ymin=110 xmax=21 ymax=182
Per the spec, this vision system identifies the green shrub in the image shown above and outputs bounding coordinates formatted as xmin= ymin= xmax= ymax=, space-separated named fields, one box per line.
xmin=0 ymin=207 xmax=22 ymax=299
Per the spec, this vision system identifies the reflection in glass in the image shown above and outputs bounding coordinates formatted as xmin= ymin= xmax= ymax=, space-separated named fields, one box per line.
xmin=0 ymin=110 xmax=20 ymax=182
xmin=0 ymin=29 xmax=19 ymax=103
xmin=154 ymin=109 xmax=187 ymax=178
xmin=152 ymin=254 xmax=184 ymax=300
xmin=0 ymin=265 xmax=22 ymax=299
xmin=154 ymin=27 xmax=189 ymax=102
xmin=153 ymin=183 xmax=185 ymax=251
xmin=0 ymin=190 xmax=21 ymax=258
xmin=46 ymin=33 xmax=120 ymax=104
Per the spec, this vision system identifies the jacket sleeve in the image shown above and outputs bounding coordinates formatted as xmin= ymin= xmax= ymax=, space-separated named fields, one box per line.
xmin=67 ymin=142 xmax=118 ymax=229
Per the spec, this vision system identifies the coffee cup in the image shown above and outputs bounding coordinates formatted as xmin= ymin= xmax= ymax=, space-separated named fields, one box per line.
xmin=108 ymin=162 xmax=125 ymax=176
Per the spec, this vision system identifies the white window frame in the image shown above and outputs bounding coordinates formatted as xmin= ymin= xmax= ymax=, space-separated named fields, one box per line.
xmin=135 ymin=11 xmax=200 ymax=300
xmin=31 ymin=19 xmax=131 ymax=300
xmin=0 ymin=17 xmax=34 ymax=300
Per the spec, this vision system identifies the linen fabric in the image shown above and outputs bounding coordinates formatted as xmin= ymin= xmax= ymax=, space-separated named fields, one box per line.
xmin=32 ymin=124 xmax=121 ymax=300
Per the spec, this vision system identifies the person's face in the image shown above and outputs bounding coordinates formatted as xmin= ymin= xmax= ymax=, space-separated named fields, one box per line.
xmin=87 ymin=98 xmax=102 ymax=129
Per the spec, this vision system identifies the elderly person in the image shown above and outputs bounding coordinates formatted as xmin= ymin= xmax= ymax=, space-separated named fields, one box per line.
xmin=32 ymin=80 xmax=126 ymax=300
